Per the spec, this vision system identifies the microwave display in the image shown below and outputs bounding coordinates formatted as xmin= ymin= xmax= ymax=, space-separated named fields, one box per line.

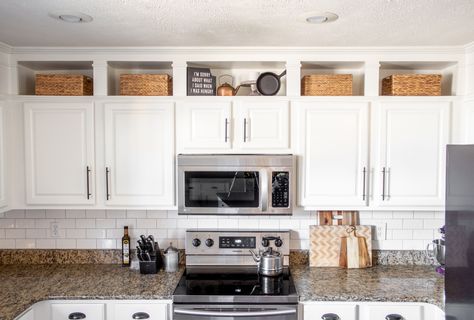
xmin=185 ymin=171 xmax=260 ymax=208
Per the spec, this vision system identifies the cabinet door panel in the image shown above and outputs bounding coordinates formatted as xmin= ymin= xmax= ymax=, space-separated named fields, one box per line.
xmin=235 ymin=100 xmax=289 ymax=150
xmin=113 ymin=303 xmax=168 ymax=320
xmin=464 ymin=100 xmax=474 ymax=143
xmin=104 ymin=103 xmax=174 ymax=206
xmin=51 ymin=303 xmax=104 ymax=320
xmin=176 ymin=101 xmax=231 ymax=152
xmin=304 ymin=304 xmax=357 ymax=320
xmin=363 ymin=304 xmax=423 ymax=320
xmin=298 ymin=102 xmax=369 ymax=207
xmin=375 ymin=102 xmax=450 ymax=207
xmin=24 ymin=103 xmax=95 ymax=204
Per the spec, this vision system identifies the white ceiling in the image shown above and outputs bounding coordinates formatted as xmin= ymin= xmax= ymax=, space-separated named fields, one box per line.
xmin=0 ymin=0 xmax=473 ymax=47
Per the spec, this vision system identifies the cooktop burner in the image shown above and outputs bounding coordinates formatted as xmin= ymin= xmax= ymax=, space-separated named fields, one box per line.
xmin=173 ymin=268 xmax=298 ymax=304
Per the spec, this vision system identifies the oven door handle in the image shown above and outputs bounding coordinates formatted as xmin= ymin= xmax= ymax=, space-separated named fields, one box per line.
xmin=261 ymin=169 xmax=269 ymax=212
xmin=174 ymin=308 xmax=296 ymax=317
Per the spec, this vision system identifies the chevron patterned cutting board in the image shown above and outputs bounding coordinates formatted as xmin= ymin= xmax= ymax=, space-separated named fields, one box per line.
xmin=310 ymin=225 xmax=372 ymax=267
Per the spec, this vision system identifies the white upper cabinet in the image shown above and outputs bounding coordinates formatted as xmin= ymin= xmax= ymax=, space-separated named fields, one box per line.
xmin=176 ymin=101 xmax=232 ymax=152
xmin=372 ymin=101 xmax=451 ymax=208
xmin=0 ymin=103 xmax=6 ymax=208
xmin=24 ymin=102 xmax=95 ymax=205
xmin=177 ymin=99 xmax=290 ymax=153
xmin=463 ymin=100 xmax=474 ymax=143
xmin=234 ymin=100 xmax=290 ymax=150
xmin=295 ymin=101 xmax=370 ymax=207
xmin=104 ymin=102 xmax=175 ymax=206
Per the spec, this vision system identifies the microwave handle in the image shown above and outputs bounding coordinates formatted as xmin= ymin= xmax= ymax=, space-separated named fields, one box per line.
xmin=261 ymin=170 xmax=269 ymax=212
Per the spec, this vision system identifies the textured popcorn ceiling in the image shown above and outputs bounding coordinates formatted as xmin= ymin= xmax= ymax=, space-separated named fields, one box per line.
xmin=0 ymin=0 xmax=473 ymax=47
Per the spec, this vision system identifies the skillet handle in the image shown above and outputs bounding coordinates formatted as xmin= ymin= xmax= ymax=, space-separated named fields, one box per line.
xmin=278 ymin=70 xmax=287 ymax=78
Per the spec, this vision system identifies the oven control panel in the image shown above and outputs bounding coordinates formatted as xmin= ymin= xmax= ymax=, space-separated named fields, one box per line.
xmin=272 ymin=172 xmax=289 ymax=208
xmin=219 ymin=236 xmax=256 ymax=249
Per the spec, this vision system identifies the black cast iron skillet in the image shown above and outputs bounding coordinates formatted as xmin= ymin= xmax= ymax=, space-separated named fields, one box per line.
xmin=256 ymin=70 xmax=287 ymax=96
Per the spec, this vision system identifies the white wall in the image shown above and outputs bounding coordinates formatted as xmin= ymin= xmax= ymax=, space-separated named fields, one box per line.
xmin=0 ymin=209 xmax=444 ymax=250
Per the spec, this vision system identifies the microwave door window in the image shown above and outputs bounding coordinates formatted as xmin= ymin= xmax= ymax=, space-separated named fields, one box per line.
xmin=185 ymin=171 xmax=260 ymax=208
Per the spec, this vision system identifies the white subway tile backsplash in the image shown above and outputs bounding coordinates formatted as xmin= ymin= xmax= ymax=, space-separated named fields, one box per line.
xmin=36 ymin=239 xmax=56 ymax=249
xmin=46 ymin=209 xmax=66 ymax=219
xmin=0 ymin=209 xmax=445 ymax=250
xmin=15 ymin=239 xmax=35 ymax=249
xmin=86 ymin=210 xmax=106 ymax=219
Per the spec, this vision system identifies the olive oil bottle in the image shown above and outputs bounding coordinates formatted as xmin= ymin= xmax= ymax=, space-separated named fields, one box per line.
xmin=122 ymin=226 xmax=130 ymax=267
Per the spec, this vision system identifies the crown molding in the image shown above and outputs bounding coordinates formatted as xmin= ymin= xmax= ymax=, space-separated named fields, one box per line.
xmin=9 ymin=45 xmax=466 ymax=56
xmin=0 ymin=41 xmax=12 ymax=54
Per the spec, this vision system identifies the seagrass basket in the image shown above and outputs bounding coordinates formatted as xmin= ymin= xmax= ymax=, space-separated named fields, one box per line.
xmin=301 ymin=74 xmax=353 ymax=96
xmin=120 ymin=74 xmax=172 ymax=96
xmin=381 ymin=74 xmax=441 ymax=96
xmin=35 ymin=74 xmax=93 ymax=96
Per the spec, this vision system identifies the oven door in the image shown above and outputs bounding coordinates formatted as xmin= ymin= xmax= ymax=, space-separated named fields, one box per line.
xmin=178 ymin=167 xmax=269 ymax=215
xmin=174 ymin=304 xmax=297 ymax=320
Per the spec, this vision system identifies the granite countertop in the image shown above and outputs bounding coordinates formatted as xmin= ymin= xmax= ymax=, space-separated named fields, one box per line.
xmin=291 ymin=265 xmax=445 ymax=309
xmin=0 ymin=264 xmax=444 ymax=320
xmin=0 ymin=264 xmax=184 ymax=320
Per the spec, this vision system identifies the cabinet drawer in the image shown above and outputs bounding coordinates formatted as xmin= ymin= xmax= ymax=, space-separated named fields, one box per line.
xmin=364 ymin=305 xmax=423 ymax=320
xmin=113 ymin=303 xmax=168 ymax=320
xmin=304 ymin=304 xmax=357 ymax=320
xmin=51 ymin=303 xmax=105 ymax=320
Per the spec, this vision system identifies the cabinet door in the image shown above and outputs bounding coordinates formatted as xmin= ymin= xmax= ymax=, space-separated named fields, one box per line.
xmin=297 ymin=102 xmax=369 ymax=207
xmin=104 ymin=103 xmax=174 ymax=206
xmin=15 ymin=308 xmax=34 ymax=320
xmin=51 ymin=303 xmax=104 ymax=320
xmin=176 ymin=101 xmax=232 ymax=152
xmin=373 ymin=101 xmax=451 ymax=207
xmin=234 ymin=100 xmax=290 ymax=150
xmin=113 ymin=302 xmax=169 ymax=320
xmin=303 ymin=303 xmax=357 ymax=320
xmin=361 ymin=304 xmax=423 ymax=320
xmin=463 ymin=100 xmax=474 ymax=143
xmin=24 ymin=102 xmax=95 ymax=205
xmin=0 ymin=103 xmax=5 ymax=208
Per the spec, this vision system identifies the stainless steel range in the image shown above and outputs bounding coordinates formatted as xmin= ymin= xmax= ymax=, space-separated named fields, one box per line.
xmin=173 ymin=229 xmax=298 ymax=320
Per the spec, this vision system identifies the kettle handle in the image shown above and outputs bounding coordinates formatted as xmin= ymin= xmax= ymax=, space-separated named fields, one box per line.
xmin=218 ymin=74 xmax=234 ymax=86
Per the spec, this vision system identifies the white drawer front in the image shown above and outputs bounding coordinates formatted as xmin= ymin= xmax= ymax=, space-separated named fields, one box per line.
xmin=304 ymin=304 xmax=357 ymax=320
xmin=364 ymin=305 xmax=423 ymax=320
xmin=113 ymin=303 xmax=168 ymax=320
xmin=51 ymin=303 xmax=105 ymax=320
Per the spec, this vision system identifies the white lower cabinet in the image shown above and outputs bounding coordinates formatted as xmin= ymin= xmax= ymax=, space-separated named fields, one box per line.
xmin=51 ymin=303 xmax=105 ymax=320
xmin=110 ymin=302 xmax=170 ymax=320
xmin=302 ymin=302 xmax=444 ymax=320
xmin=15 ymin=308 xmax=34 ymax=320
xmin=303 ymin=303 xmax=358 ymax=320
xmin=0 ymin=102 xmax=6 ymax=208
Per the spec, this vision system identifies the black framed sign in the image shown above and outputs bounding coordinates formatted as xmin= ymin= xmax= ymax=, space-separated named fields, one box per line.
xmin=187 ymin=67 xmax=216 ymax=96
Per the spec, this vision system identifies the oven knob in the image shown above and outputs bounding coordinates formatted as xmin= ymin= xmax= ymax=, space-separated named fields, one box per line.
xmin=205 ymin=238 xmax=214 ymax=247
xmin=192 ymin=238 xmax=201 ymax=247
xmin=274 ymin=238 xmax=283 ymax=247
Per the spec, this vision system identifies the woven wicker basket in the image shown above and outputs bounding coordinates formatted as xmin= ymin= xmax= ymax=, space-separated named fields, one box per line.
xmin=35 ymin=74 xmax=93 ymax=96
xmin=120 ymin=74 xmax=172 ymax=96
xmin=382 ymin=74 xmax=441 ymax=96
xmin=301 ymin=74 xmax=353 ymax=96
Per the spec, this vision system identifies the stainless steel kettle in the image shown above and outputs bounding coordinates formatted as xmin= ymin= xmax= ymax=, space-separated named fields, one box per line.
xmin=250 ymin=247 xmax=283 ymax=277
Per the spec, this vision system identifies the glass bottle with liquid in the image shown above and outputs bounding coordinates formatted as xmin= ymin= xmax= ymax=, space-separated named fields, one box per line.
xmin=122 ymin=226 xmax=130 ymax=267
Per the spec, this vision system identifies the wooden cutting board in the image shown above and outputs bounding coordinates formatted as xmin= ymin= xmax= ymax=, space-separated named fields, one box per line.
xmin=310 ymin=225 xmax=372 ymax=267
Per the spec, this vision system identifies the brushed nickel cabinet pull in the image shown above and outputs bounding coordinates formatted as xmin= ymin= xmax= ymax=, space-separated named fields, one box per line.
xmin=69 ymin=312 xmax=86 ymax=320
xmin=381 ymin=167 xmax=386 ymax=200
xmin=105 ymin=167 xmax=110 ymax=200
xmin=243 ymin=118 xmax=247 ymax=142
xmin=224 ymin=118 xmax=228 ymax=143
xmin=362 ymin=167 xmax=367 ymax=201
xmin=86 ymin=166 xmax=91 ymax=200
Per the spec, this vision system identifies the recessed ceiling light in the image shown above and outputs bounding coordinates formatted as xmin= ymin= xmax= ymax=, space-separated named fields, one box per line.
xmin=49 ymin=12 xmax=93 ymax=23
xmin=305 ymin=12 xmax=338 ymax=24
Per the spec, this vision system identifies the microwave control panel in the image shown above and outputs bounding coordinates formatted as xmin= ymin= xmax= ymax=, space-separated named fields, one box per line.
xmin=219 ymin=236 xmax=256 ymax=249
xmin=272 ymin=172 xmax=289 ymax=208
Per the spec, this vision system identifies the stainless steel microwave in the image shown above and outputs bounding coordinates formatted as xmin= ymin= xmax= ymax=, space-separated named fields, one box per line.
xmin=177 ymin=154 xmax=295 ymax=215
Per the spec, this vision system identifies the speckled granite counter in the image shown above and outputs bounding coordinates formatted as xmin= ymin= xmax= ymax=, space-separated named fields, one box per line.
xmin=0 ymin=264 xmax=184 ymax=320
xmin=291 ymin=265 xmax=444 ymax=308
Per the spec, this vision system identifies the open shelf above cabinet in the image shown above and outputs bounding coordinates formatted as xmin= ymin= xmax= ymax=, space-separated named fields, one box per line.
xmin=187 ymin=61 xmax=287 ymax=96
xmin=17 ymin=61 xmax=93 ymax=95
xmin=300 ymin=61 xmax=365 ymax=96
xmin=107 ymin=61 xmax=173 ymax=96
xmin=379 ymin=61 xmax=458 ymax=96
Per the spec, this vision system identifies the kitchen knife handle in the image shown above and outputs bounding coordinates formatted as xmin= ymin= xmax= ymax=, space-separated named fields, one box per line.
xmin=132 ymin=312 xmax=150 ymax=319
xmin=86 ymin=166 xmax=92 ymax=200
xmin=224 ymin=118 xmax=229 ymax=143
xmin=105 ymin=167 xmax=110 ymax=200
xmin=362 ymin=167 xmax=367 ymax=201
xmin=68 ymin=312 xmax=86 ymax=320
xmin=381 ymin=167 xmax=386 ymax=201
xmin=243 ymin=118 xmax=247 ymax=142
xmin=385 ymin=314 xmax=404 ymax=320
xmin=321 ymin=313 xmax=340 ymax=320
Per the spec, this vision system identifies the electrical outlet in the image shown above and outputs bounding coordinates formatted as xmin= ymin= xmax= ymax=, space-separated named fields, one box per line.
xmin=50 ymin=222 xmax=60 ymax=238
xmin=375 ymin=223 xmax=387 ymax=240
